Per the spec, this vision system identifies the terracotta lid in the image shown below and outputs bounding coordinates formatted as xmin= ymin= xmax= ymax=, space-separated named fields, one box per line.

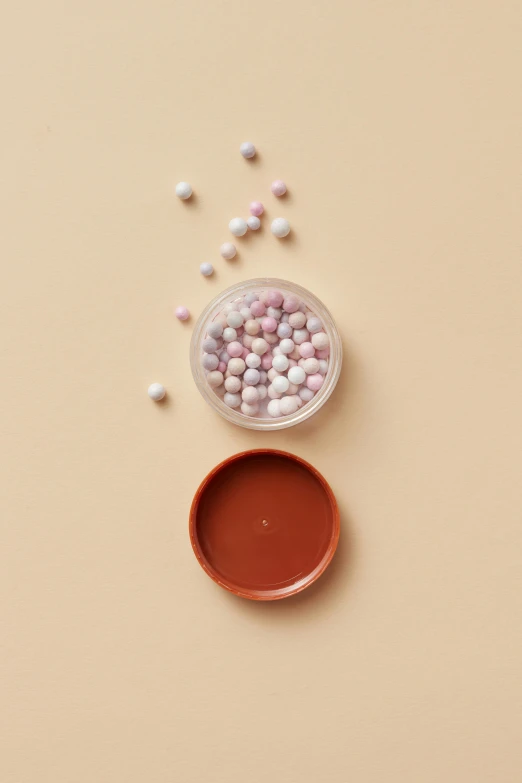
xmin=189 ymin=449 xmax=340 ymax=601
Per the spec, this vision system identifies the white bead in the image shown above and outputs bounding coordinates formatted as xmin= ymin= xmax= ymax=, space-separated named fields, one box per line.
xmin=271 ymin=218 xmax=290 ymax=238
xmin=228 ymin=358 xmax=246 ymax=375
xmin=200 ymin=262 xmax=214 ymax=277
xmin=245 ymin=352 xmax=261 ymax=368
xmin=272 ymin=375 xmax=290 ymax=394
xmin=220 ymin=242 xmax=237 ymax=260
xmin=247 ymin=216 xmax=261 ymax=230
xmin=207 ymin=321 xmax=223 ymax=339
xmin=175 ymin=181 xmax=192 ymax=199
xmin=207 ymin=371 xmax=224 ymax=388
xmin=311 ymin=331 xmax=329 ymax=350
xmin=229 ymin=217 xmax=248 ymax=237
xmin=288 ymin=366 xmax=306 ymax=385
xmin=279 ymin=396 xmax=298 ymax=416
xmin=224 ymin=392 xmax=241 ymax=408
xmin=266 ymin=307 xmax=282 ymax=320
xmin=299 ymin=387 xmax=315 ymax=402
xmin=240 ymin=141 xmax=256 ymax=159
xmin=225 ymin=376 xmax=241 ymax=393
xmin=318 ymin=359 xmax=329 ymax=375
xmin=306 ymin=316 xmax=322 ymax=334
xmin=240 ymin=307 xmax=252 ymax=321
xmin=267 ymin=399 xmax=282 ymax=418
xmin=241 ymin=401 xmax=259 ymax=417
xmin=272 ymin=354 xmax=289 ymax=372
xmin=147 ymin=383 xmax=165 ymax=401
xmin=226 ymin=311 xmax=244 ymax=328
xmin=242 ymin=386 xmax=259 ymax=404
xmin=222 ymin=327 xmax=237 ymax=342
xmin=256 ymin=384 xmax=268 ymax=401
xmin=258 ymin=370 xmax=268 ymax=384
xmin=279 ymin=338 xmax=294 ymax=355
xmin=303 ymin=357 xmax=320 ymax=375
xmin=252 ymin=338 xmax=269 ymax=355
xmin=292 ymin=328 xmax=310 ymax=345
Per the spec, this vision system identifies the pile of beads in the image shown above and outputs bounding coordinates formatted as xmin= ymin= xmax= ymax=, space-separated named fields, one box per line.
xmin=200 ymin=288 xmax=330 ymax=419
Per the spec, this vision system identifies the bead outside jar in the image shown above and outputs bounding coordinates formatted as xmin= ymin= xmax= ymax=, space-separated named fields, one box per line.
xmin=190 ymin=279 xmax=342 ymax=430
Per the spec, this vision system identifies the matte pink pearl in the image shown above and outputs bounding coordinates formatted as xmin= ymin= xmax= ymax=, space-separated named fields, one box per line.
xmin=261 ymin=316 xmax=278 ymax=333
xmin=217 ymin=362 xmax=227 ymax=373
xmin=299 ymin=342 xmax=315 ymax=358
xmin=266 ymin=289 xmax=284 ymax=308
xmin=307 ymin=373 xmax=324 ymax=392
xmin=250 ymin=300 xmax=266 ymax=317
xmin=261 ymin=352 xmax=273 ymax=370
xmin=227 ymin=341 xmax=243 ymax=358
xmin=175 ymin=306 xmax=190 ymax=321
xmin=315 ymin=348 xmax=330 ymax=359
xmin=283 ymin=295 xmax=300 ymax=313
xmin=249 ymin=201 xmax=264 ymax=217
xmin=271 ymin=180 xmax=287 ymax=197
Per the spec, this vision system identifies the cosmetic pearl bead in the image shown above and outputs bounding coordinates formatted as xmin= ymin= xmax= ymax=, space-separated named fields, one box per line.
xmin=272 ymin=346 xmax=282 ymax=357
xmin=229 ymin=217 xmax=248 ymax=237
xmin=277 ymin=322 xmax=292 ymax=339
xmin=271 ymin=180 xmax=287 ymax=197
xmin=240 ymin=141 xmax=256 ymax=159
xmin=303 ymin=357 xmax=320 ymax=375
xmin=249 ymin=202 xmax=264 ymax=218
xmin=226 ymin=311 xmax=244 ymax=329
xmin=261 ymin=352 xmax=273 ymax=370
xmin=243 ymin=368 xmax=260 ymax=386
xmin=307 ymin=373 xmax=324 ymax=392
xmin=263 ymin=331 xmax=279 ymax=346
xmin=252 ymin=338 xmax=269 ymax=355
xmin=271 ymin=217 xmax=290 ymax=238
xmin=228 ymin=358 xmax=246 ymax=376
xmin=207 ymin=371 xmax=224 ymax=388
xmin=264 ymin=290 xmax=282 ymax=308
xmin=265 ymin=308 xmax=281 ymax=322
xmin=244 ymin=292 xmax=258 ymax=306
xmin=315 ymin=348 xmax=330 ymax=360
xmin=175 ymin=181 xmax=192 ymax=199
xmin=288 ymin=366 xmax=306 ymax=386
xmin=283 ymin=294 xmax=300 ymax=313
xmin=279 ymin=338 xmax=295 ymax=355
xmin=272 ymin=354 xmax=289 ymax=372
xmin=245 ymin=353 xmax=261 ymax=369
xmin=306 ymin=316 xmax=322 ymax=334
xmin=242 ymin=385 xmax=260 ymax=403
xmin=224 ymin=392 xmax=241 ymax=408
xmin=224 ymin=376 xmax=242 ymax=393
xmin=220 ymin=243 xmax=237 ymax=261
xmin=240 ymin=307 xmax=252 ymax=321
xmin=227 ymin=341 xmax=243 ymax=358
xmin=279 ymin=396 xmax=298 ymax=416
xmin=267 ymin=384 xmax=282 ymax=400
xmin=241 ymin=335 xmax=253 ymax=350
xmin=219 ymin=349 xmax=230 ymax=363
xmin=207 ymin=321 xmax=223 ymax=339
xmin=200 ymin=262 xmax=214 ymax=277
xmin=148 ymin=383 xmax=166 ymax=401
xmin=289 ymin=311 xmax=306 ymax=329
xmin=272 ymin=376 xmax=290 ymax=394
xmin=258 ymin=370 xmax=268 ymax=385
xmin=250 ymin=300 xmax=266 ymax=317
xmin=292 ymin=328 xmax=310 ymax=345
xmin=288 ymin=359 xmax=298 ymax=368
xmin=318 ymin=359 xmax=329 ymax=375
xmin=175 ymin=306 xmax=190 ymax=321
xmin=256 ymin=384 xmax=268 ymax=401
xmin=202 ymin=354 xmax=219 ymax=371
xmin=299 ymin=387 xmax=315 ymax=403
xmin=202 ymin=337 xmax=218 ymax=354
xmin=261 ymin=316 xmax=277 ymax=333
xmin=247 ymin=216 xmax=261 ymax=230
xmin=223 ymin=328 xmax=238 ymax=343
xmin=241 ymin=347 xmax=250 ymax=360
xmin=241 ymin=401 xmax=259 ymax=417
xmin=311 ymin=332 xmax=329 ymax=350
xmin=267 ymin=368 xmax=281 ymax=382
xmin=244 ymin=319 xmax=260 ymax=336
xmin=217 ymin=362 xmax=227 ymax=373
xmin=299 ymin=342 xmax=315 ymax=359
xmin=267 ymin=399 xmax=282 ymax=417
xmin=280 ymin=312 xmax=290 ymax=323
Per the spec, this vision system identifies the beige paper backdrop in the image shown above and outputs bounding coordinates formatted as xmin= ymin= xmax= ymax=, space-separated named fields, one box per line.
xmin=1 ymin=1 xmax=522 ymax=781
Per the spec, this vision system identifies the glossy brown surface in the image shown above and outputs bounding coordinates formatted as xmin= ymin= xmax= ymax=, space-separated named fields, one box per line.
xmin=189 ymin=450 xmax=340 ymax=600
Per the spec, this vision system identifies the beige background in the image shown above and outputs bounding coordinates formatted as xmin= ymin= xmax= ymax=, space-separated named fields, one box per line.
xmin=1 ymin=1 xmax=522 ymax=781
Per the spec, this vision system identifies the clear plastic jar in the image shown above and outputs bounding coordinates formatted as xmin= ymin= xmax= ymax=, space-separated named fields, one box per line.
xmin=190 ymin=278 xmax=342 ymax=431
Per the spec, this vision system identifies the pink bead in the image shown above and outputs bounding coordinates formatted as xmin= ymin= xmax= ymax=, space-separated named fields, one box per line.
xmin=261 ymin=352 xmax=273 ymax=370
xmin=261 ymin=316 xmax=278 ymax=333
xmin=175 ymin=306 xmax=190 ymax=321
xmin=217 ymin=362 xmax=227 ymax=373
xmin=315 ymin=348 xmax=330 ymax=359
xmin=306 ymin=373 xmax=324 ymax=392
xmin=241 ymin=347 xmax=250 ymax=360
xmin=249 ymin=201 xmax=264 ymax=217
xmin=250 ymin=300 xmax=266 ymax=317
xmin=299 ymin=342 xmax=315 ymax=358
xmin=242 ymin=333 xmax=254 ymax=349
xmin=283 ymin=295 xmax=300 ymax=313
xmin=271 ymin=180 xmax=287 ymax=197
xmin=266 ymin=289 xmax=284 ymax=308
xmin=227 ymin=341 xmax=243 ymax=358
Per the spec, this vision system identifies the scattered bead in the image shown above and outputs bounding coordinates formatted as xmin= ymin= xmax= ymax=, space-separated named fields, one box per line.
xmin=220 ymin=242 xmax=237 ymax=260
xmin=175 ymin=306 xmax=190 ymax=321
xmin=200 ymin=262 xmax=214 ymax=277
xmin=229 ymin=217 xmax=248 ymax=237
xmin=175 ymin=182 xmax=192 ymax=200
xmin=247 ymin=216 xmax=261 ymax=230
xmin=249 ymin=201 xmax=264 ymax=216
xmin=271 ymin=217 xmax=290 ymax=238
xmin=148 ymin=383 xmax=166 ymax=401
xmin=240 ymin=142 xmax=256 ymax=159
xmin=271 ymin=180 xmax=287 ymax=197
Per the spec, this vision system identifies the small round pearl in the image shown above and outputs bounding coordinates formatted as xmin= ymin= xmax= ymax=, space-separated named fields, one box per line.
xmin=263 ymin=331 xmax=279 ymax=345
xmin=245 ymin=352 xmax=261 ymax=369
xmin=241 ymin=401 xmax=259 ymax=417
xmin=258 ymin=370 xmax=268 ymax=384
xmin=228 ymin=358 xmax=246 ymax=376
xmin=266 ymin=289 xmax=284 ymax=308
xmin=219 ymin=350 xmax=230 ymax=364
xmin=279 ymin=338 xmax=295 ymax=355
xmin=207 ymin=371 xmax=224 ymax=388
xmin=256 ymin=384 xmax=268 ymax=401
xmin=244 ymin=292 xmax=258 ymax=306
xmin=272 ymin=354 xmax=289 ymax=372
xmin=224 ymin=302 xmax=239 ymax=314
xmin=261 ymin=352 xmax=273 ymax=370
xmin=200 ymin=262 xmax=214 ymax=277
xmin=287 ymin=383 xmax=300 ymax=395
xmin=306 ymin=316 xmax=322 ymax=334
xmin=227 ymin=341 xmax=243 ymax=358
xmin=288 ymin=366 xmax=306 ymax=386
xmin=247 ymin=216 xmax=261 ymax=230
xmin=299 ymin=387 xmax=315 ymax=403
xmin=243 ymin=368 xmax=261 ymax=386
xmin=266 ymin=306 xmax=282 ymax=320
xmin=225 ymin=376 xmax=241 ymax=393
xmin=303 ymin=357 xmax=320 ymax=375
xmin=280 ymin=395 xmax=298 ymax=416
xmin=217 ymin=362 xmax=227 ymax=373
xmin=277 ymin=322 xmax=292 ymax=339
xmin=240 ymin=307 xmax=251 ymax=321
xmin=311 ymin=331 xmax=329 ymax=350
xmin=202 ymin=337 xmax=218 ymax=354
xmin=244 ymin=319 xmax=260 ymax=336
xmin=267 ymin=399 xmax=282 ymax=417
xmin=306 ymin=373 xmax=324 ymax=392
xmin=271 ymin=217 xmax=290 ymax=238
xmin=289 ymin=347 xmax=301 ymax=361
xmin=229 ymin=217 xmax=248 ymax=237
xmin=242 ymin=386 xmax=260 ymax=404
xmin=175 ymin=181 xmax=192 ymax=199
xmin=315 ymin=348 xmax=330 ymax=360
xmin=299 ymin=342 xmax=315 ymax=359
xmin=226 ymin=311 xmax=244 ymax=329
xmin=318 ymin=359 xmax=329 ymax=375
xmin=249 ymin=201 xmax=264 ymax=216
xmin=283 ymin=295 xmax=300 ymax=313
xmin=207 ymin=321 xmax=223 ymax=339
xmin=240 ymin=141 xmax=256 ymax=159
xmin=271 ymin=180 xmax=287 ymax=197
xmin=267 ymin=384 xmax=282 ymax=400
xmin=267 ymin=367 xmax=281 ymax=382
xmin=202 ymin=354 xmax=219 ymax=371
xmin=222 ymin=327 xmax=237 ymax=342
xmin=252 ymin=338 xmax=269 ymax=355
xmin=289 ymin=311 xmax=306 ymax=329
xmin=175 ymin=306 xmax=190 ymax=321
xmin=261 ymin=316 xmax=278 ymax=333
xmin=272 ymin=376 xmax=290 ymax=394
xmin=224 ymin=392 xmax=241 ymax=408
xmin=292 ymin=328 xmax=310 ymax=345
xmin=242 ymin=334 xmax=254 ymax=349
xmin=250 ymin=300 xmax=266 ymax=317
xmin=148 ymin=383 xmax=165 ymax=401
xmin=220 ymin=242 xmax=237 ymax=260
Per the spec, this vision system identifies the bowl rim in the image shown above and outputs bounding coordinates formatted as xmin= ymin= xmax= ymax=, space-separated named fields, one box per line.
xmin=189 ymin=448 xmax=341 ymax=601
